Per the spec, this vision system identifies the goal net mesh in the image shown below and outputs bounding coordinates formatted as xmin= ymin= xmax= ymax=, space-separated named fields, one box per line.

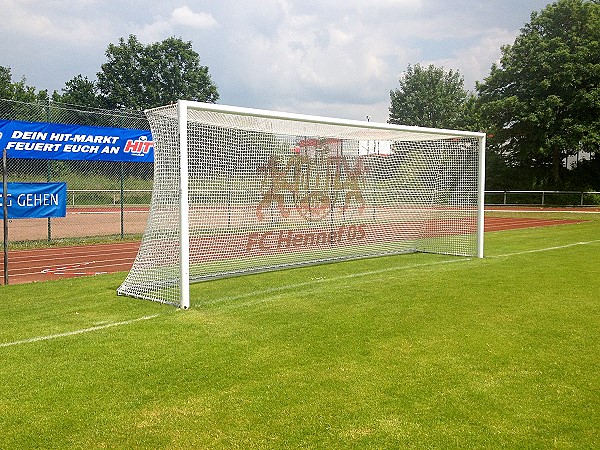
xmin=118 ymin=103 xmax=483 ymax=306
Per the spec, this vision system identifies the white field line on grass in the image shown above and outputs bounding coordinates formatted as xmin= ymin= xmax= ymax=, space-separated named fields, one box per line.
xmin=206 ymin=257 xmax=472 ymax=309
xmin=0 ymin=314 xmax=160 ymax=348
xmin=207 ymin=239 xmax=600 ymax=309
xmin=3 ymin=240 xmax=599 ymax=348
xmin=490 ymin=239 xmax=600 ymax=258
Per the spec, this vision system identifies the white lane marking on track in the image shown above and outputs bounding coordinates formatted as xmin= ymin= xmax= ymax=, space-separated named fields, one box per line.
xmin=41 ymin=261 xmax=107 ymax=276
xmin=487 ymin=209 xmax=600 ymax=214
xmin=0 ymin=314 xmax=160 ymax=348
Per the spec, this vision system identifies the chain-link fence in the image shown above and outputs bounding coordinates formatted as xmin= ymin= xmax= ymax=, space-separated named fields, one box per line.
xmin=1 ymin=99 xmax=153 ymax=245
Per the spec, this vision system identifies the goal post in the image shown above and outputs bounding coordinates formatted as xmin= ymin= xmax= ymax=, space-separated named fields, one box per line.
xmin=178 ymin=101 xmax=190 ymax=310
xmin=118 ymin=100 xmax=486 ymax=308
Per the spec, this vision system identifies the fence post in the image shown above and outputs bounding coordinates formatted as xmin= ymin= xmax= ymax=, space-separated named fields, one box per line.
xmin=46 ymin=101 xmax=52 ymax=242
xmin=2 ymin=147 xmax=9 ymax=285
xmin=47 ymin=160 xmax=52 ymax=241
xmin=120 ymin=161 xmax=124 ymax=239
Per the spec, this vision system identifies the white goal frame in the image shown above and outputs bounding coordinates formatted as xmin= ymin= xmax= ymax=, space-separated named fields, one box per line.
xmin=118 ymin=100 xmax=486 ymax=309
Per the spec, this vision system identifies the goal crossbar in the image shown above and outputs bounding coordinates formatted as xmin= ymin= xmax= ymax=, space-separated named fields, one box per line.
xmin=118 ymin=101 xmax=486 ymax=308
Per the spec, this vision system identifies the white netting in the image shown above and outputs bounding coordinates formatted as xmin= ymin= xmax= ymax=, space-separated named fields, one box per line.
xmin=118 ymin=103 xmax=484 ymax=306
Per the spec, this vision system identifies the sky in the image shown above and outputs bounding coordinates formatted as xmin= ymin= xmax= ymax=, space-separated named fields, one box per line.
xmin=2 ymin=0 xmax=553 ymax=123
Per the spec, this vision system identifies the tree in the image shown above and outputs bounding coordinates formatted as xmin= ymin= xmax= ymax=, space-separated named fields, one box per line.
xmin=477 ymin=0 xmax=600 ymax=189
xmin=0 ymin=65 xmax=48 ymax=103
xmin=0 ymin=66 xmax=50 ymax=122
xmin=50 ymin=75 xmax=116 ymax=127
xmin=0 ymin=66 xmax=12 ymax=99
xmin=55 ymin=75 xmax=101 ymax=108
xmin=389 ymin=64 xmax=478 ymax=130
xmin=96 ymin=35 xmax=219 ymax=110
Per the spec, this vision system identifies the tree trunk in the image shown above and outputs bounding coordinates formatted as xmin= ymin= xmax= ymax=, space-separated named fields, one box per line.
xmin=552 ymin=147 xmax=561 ymax=186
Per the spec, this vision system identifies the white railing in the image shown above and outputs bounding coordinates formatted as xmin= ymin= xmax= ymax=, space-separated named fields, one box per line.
xmin=67 ymin=189 xmax=152 ymax=207
xmin=65 ymin=189 xmax=600 ymax=207
xmin=486 ymin=190 xmax=600 ymax=206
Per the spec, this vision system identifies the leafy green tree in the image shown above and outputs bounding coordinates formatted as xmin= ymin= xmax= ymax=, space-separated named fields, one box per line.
xmin=55 ymin=75 xmax=101 ymax=108
xmin=50 ymin=75 xmax=115 ymax=127
xmin=0 ymin=66 xmax=12 ymax=99
xmin=477 ymin=0 xmax=600 ymax=189
xmin=0 ymin=66 xmax=50 ymax=122
xmin=96 ymin=35 xmax=219 ymax=110
xmin=0 ymin=65 xmax=48 ymax=103
xmin=389 ymin=64 xmax=478 ymax=130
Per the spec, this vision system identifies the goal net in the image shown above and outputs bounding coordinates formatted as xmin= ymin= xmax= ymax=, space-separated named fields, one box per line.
xmin=118 ymin=101 xmax=485 ymax=308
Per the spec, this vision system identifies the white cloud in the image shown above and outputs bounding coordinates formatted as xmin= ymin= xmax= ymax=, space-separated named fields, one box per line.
xmin=0 ymin=0 xmax=553 ymax=121
xmin=170 ymin=6 xmax=218 ymax=29
xmin=218 ymin=1 xmax=422 ymax=121
xmin=427 ymin=27 xmax=520 ymax=90
xmin=1 ymin=0 xmax=111 ymax=46
xmin=136 ymin=5 xmax=218 ymax=43
xmin=221 ymin=0 xmax=534 ymax=118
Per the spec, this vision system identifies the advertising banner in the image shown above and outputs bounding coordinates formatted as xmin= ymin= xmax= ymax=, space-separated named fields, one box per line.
xmin=0 ymin=119 xmax=154 ymax=163
xmin=0 ymin=182 xmax=67 ymax=219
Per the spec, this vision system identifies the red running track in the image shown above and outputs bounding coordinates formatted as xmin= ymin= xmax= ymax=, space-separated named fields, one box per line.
xmin=1 ymin=242 xmax=141 ymax=285
xmin=0 ymin=216 xmax=584 ymax=285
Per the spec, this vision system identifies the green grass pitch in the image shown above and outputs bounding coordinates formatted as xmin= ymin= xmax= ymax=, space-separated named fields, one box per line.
xmin=1 ymin=211 xmax=599 ymax=449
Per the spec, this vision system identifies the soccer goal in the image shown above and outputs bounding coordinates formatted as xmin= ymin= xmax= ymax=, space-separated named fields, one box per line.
xmin=117 ymin=100 xmax=486 ymax=308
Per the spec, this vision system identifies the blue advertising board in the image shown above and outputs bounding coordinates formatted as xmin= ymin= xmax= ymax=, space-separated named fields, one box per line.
xmin=0 ymin=119 xmax=154 ymax=163
xmin=1 ymin=182 xmax=67 ymax=219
